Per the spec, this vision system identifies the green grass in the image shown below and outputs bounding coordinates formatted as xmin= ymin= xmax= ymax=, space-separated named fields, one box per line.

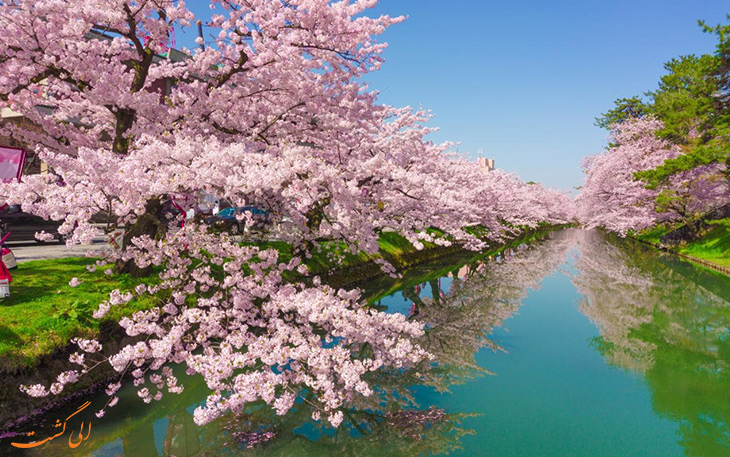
xmin=679 ymin=223 xmax=730 ymax=269
xmin=0 ymin=257 xmax=155 ymax=372
xmin=634 ymin=225 xmax=673 ymax=245
xmin=632 ymin=219 xmax=730 ymax=275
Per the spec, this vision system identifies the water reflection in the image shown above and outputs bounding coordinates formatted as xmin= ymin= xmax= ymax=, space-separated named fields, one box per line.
xmin=571 ymin=230 xmax=730 ymax=457
xmin=3 ymin=232 xmax=572 ymax=457
xmin=386 ymin=232 xmax=575 ymax=391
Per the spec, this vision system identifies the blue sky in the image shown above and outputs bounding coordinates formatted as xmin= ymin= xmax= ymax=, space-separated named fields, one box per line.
xmin=177 ymin=0 xmax=730 ymax=191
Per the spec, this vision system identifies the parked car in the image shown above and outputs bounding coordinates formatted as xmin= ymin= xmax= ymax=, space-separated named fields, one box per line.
xmin=204 ymin=206 xmax=271 ymax=234
xmin=0 ymin=205 xmax=64 ymax=243
xmin=92 ymin=197 xmax=186 ymax=228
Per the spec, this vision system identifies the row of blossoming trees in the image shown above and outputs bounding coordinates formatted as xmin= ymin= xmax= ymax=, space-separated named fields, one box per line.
xmin=576 ymin=16 xmax=730 ymax=237
xmin=0 ymin=0 xmax=572 ymax=427
xmin=576 ymin=117 xmax=728 ymax=236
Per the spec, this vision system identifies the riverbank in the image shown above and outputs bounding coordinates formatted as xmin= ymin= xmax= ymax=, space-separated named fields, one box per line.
xmin=0 ymin=225 xmax=566 ymax=431
xmin=0 ymin=226 xmax=567 ymax=374
xmin=634 ymin=223 xmax=730 ymax=277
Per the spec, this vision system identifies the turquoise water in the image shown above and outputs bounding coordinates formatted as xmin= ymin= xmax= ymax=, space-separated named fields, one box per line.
xmin=411 ymin=269 xmax=682 ymax=456
xmin=4 ymin=229 xmax=730 ymax=456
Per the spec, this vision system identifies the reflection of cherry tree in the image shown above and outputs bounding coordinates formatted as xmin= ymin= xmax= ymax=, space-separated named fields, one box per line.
xmin=402 ymin=231 xmax=576 ymax=390
xmin=569 ymin=230 xmax=658 ymax=371
xmin=571 ymin=229 xmax=730 ymax=457
xmin=205 ymin=402 xmax=475 ymax=457
xmin=198 ymin=232 xmax=577 ymax=455
xmin=571 ymin=230 xmax=730 ymax=371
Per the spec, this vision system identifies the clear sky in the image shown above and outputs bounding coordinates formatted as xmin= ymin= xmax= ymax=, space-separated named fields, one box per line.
xmin=177 ymin=0 xmax=730 ymax=191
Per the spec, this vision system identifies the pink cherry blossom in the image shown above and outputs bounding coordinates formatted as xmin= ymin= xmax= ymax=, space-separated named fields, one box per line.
xmin=576 ymin=118 xmax=727 ymax=235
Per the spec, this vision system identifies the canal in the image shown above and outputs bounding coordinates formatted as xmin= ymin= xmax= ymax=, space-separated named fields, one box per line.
xmin=5 ymin=229 xmax=730 ymax=456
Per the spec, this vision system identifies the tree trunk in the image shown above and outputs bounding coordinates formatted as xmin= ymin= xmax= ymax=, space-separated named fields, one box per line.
xmin=115 ymin=198 xmax=165 ymax=277
xmin=302 ymin=197 xmax=331 ymax=253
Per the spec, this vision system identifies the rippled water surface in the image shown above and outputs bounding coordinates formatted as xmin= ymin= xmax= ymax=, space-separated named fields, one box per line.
xmin=4 ymin=229 xmax=730 ymax=456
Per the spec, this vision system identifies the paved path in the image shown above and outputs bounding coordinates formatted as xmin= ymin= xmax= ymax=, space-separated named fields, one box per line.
xmin=7 ymin=235 xmax=111 ymax=263
xmin=5 ymin=222 xmax=290 ymax=264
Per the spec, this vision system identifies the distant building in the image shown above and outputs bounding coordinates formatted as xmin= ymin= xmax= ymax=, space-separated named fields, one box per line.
xmin=477 ymin=157 xmax=495 ymax=171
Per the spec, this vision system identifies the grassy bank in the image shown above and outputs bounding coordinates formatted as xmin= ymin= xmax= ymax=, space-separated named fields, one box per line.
xmin=677 ymin=224 xmax=730 ymax=269
xmin=0 ymin=258 xmax=157 ymax=373
xmin=360 ymin=227 xmax=557 ymax=304
xmin=635 ymin=220 xmax=730 ymax=275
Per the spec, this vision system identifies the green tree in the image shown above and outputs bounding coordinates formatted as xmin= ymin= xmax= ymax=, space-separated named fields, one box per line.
xmin=595 ymin=96 xmax=650 ymax=130
xmin=649 ymin=54 xmax=719 ymax=144
xmin=637 ymin=18 xmax=730 ymax=188
xmin=701 ymin=16 xmax=730 ymax=113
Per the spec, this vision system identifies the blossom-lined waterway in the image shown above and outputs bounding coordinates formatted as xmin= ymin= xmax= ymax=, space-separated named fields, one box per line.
xmin=4 ymin=228 xmax=730 ymax=456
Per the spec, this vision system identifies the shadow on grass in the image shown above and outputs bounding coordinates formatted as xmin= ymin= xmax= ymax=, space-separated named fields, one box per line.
xmin=0 ymin=324 xmax=22 ymax=346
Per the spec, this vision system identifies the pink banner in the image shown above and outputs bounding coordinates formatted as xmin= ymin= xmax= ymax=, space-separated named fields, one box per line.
xmin=0 ymin=146 xmax=26 ymax=183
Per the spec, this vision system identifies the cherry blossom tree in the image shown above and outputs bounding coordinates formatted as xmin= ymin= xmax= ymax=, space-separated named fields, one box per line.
xmin=0 ymin=0 xmax=572 ymax=255
xmin=576 ymin=118 xmax=679 ymax=235
xmin=654 ymin=163 xmax=728 ymax=236
xmin=0 ymin=0 xmax=575 ymax=428
xmin=576 ymin=117 xmax=727 ymax=236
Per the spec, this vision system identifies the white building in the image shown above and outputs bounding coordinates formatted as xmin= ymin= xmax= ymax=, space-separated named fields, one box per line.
xmin=477 ymin=157 xmax=495 ymax=171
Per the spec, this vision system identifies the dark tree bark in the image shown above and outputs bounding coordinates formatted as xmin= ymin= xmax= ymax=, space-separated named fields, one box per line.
xmin=115 ymin=198 xmax=166 ymax=277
